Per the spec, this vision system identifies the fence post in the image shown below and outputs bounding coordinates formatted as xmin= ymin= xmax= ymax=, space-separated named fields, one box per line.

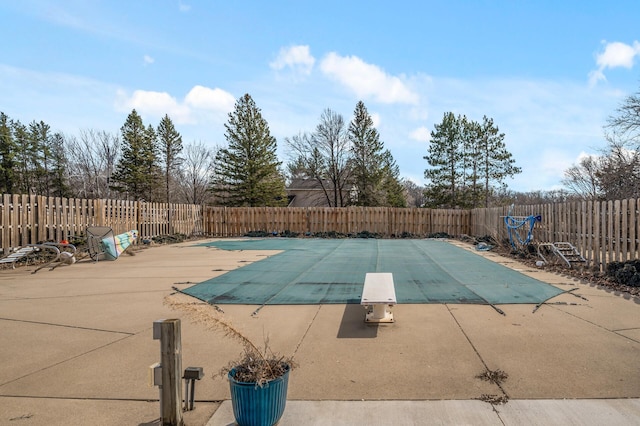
xmin=154 ymin=319 xmax=184 ymax=426
xmin=136 ymin=200 xmax=142 ymax=238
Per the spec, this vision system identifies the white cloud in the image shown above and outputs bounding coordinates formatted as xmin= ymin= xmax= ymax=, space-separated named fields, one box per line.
xmin=270 ymin=45 xmax=315 ymax=77
xmin=178 ymin=1 xmax=191 ymax=12
xmin=115 ymin=85 xmax=235 ymax=124
xmin=540 ymin=149 xmax=577 ymax=176
xmin=575 ymin=151 xmax=600 ymax=163
xmin=320 ymin=52 xmax=419 ymax=105
xmin=409 ymin=126 xmax=430 ymax=142
xmin=143 ymin=55 xmax=154 ymax=65
xmin=116 ymin=89 xmax=192 ymax=123
xmin=589 ymin=40 xmax=640 ymax=86
xmin=587 ymin=69 xmax=606 ymax=87
xmin=597 ymin=41 xmax=640 ymax=69
xmin=184 ymin=85 xmax=236 ymax=112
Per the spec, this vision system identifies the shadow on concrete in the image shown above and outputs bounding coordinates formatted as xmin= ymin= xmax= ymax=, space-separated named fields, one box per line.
xmin=336 ymin=304 xmax=378 ymax=339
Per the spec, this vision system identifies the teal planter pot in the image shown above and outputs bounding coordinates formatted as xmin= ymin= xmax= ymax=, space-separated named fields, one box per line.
xmin=228 ymin=365 xmax=290 ymax=426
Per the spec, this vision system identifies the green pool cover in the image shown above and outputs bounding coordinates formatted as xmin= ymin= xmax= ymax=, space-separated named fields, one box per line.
xmin=183 ymin=239 xmax=564 ymax=305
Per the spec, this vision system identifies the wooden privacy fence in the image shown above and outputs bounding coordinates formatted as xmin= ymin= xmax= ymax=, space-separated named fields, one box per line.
xmin=1 ymin=194 xmax=638 ymax=272
xmin=203 ymin=206 xmax=470 ymax=238
xmin=0 ymin=194 xmax=203 ymax=252
xmin=471 ymin=199 xmax=640 ymax=270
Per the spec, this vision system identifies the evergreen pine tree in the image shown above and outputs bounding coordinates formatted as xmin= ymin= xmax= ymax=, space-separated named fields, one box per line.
xmin=28 ymin=121 xmax=53 ymax=196
xmin=461 ymin=117 xmax=483 ymax=208
xmin=348 ymin=101 xmax=385 ymax=206
xmin=477 ymin=116 xmax=521 ymax=207
xmin=211 ymin=94 xmax=286 ymax=206
xmin=49 ymin=132 xmax=72 ymax=197
xmin=380 ymin=150 xmax=406 ymax=207
xmin=13 ymin=120 xmax=35 ymax=194
xmin=423 ymin=112 xmax=464 ymax=208
xmin=111 ymin=110 xmax=161 ymax=201
xmin=157 ymin=114 xmax=183 ymax=203
xmin=0 ymin=112 xmax=16 ymax=194
xmin=424 ymin=112 xmax=520 ymax=208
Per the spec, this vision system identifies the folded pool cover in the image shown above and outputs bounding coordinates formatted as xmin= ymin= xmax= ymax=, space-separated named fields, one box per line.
xmin=183 ymin=239 xmax=564 ymax=305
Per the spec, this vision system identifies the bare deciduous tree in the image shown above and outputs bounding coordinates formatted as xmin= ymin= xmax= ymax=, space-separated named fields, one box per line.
xmin=402 ymin=179 xmax=425 ymax=208
xmin=177 ymin=142 xmax=217 ymax=204
xmin=65 ymin=129 xmax=119 ymax=199
xmin=286 ymin=109 xmax=352 ymax=207
xmin=597 ymin=142 xmax=640 ymax=200
xmin=605 ymin=89 xmax=640 ymax=150
xmin=561 ymin=154 xmax=603 ymax=200
xmin=564 ymin=82 xmax=640 ymax=201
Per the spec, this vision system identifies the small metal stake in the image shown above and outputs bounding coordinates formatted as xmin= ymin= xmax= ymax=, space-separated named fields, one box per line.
xmin=183 ymin=367 xmax=204 ymax=411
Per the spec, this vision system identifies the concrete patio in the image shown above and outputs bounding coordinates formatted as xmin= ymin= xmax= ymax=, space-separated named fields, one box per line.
xmin=0 ymin=238 xmax=638 ymax=425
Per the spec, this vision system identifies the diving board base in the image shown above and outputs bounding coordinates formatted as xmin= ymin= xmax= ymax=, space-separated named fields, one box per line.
xmin=364 ymin=305 xmax=395 ymax=323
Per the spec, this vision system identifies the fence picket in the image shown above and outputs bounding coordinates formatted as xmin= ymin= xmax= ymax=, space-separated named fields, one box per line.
xmin=621 ymin=199 xmax=628 ymax=262
xmin=1 ymin=195 xmax=638 ymax=272
xmin=631 ymin=199 xmax=636 ymax=259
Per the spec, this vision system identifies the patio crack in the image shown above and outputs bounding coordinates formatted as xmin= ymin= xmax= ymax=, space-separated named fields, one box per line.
xmin=292 ymin=304 xmax=322 ymax=358
xmin=0 ymin=317 xmax=135 ymax=335
xmin=446 ymin=305 xmax=510 ymax=414
xmin=0 ymin=334 xmax=135 ymax=388
xmin=546 ymin=306 xmax=640 ymax=344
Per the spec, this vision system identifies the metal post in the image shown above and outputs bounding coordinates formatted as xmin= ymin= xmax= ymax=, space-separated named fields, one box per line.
xmin=183 ymin=366 xmax=204 ymax=411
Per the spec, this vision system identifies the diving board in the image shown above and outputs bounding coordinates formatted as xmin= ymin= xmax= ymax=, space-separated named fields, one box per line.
xmin=361 ymin=272 xmax=396 ymax=323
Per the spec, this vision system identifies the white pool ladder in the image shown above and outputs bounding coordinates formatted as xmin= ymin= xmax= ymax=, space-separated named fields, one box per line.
xmin=537 ymin=242 xmax=586 ymax=268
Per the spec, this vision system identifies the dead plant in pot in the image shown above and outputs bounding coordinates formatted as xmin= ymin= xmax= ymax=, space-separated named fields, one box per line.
xmin=164 ymin=295 xmax=296 ymax=426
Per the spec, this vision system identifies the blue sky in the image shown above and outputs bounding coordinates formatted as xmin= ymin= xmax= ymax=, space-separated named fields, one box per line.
xmin=1 ymin=1 xmax=639 ymax=192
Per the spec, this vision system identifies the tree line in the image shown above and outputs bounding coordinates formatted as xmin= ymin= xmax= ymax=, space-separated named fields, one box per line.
xmin=0 ymin=110 xmax=216 ymax=204
xmin=423 ymin=112 xmax=520 ymax=209
xmin=2 ymin=86 xmax=635 ymax=208
xmin=0 ymin=95 xmax=411 ymax=207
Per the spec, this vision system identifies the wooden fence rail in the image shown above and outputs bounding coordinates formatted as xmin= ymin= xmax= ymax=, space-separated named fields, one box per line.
xmin=1 ymin=194 xmax=638 ymax=271
xmin=470 ymin=199 xmax=640 ymax=270
xmin=0 ymin=194 xmax=203 ymax=252
xmin=202 ymin=206 xmax=470 ymax=237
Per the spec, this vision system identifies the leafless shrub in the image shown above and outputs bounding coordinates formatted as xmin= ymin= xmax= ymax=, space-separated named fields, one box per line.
xmin=164 ymin=296 xmax=295 ymax=386
xmin=476 ymin=369 xmax=509 ymax=385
